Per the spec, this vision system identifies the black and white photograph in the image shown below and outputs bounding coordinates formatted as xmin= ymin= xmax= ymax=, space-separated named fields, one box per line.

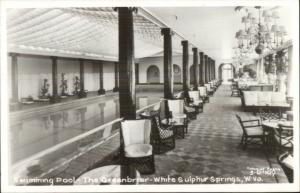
xmin=0 ymin=0 xmax=299 ymax=192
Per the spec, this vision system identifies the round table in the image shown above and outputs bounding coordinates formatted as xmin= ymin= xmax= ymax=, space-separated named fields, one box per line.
xmin=74 ymin=165 xmax=140 ymax=185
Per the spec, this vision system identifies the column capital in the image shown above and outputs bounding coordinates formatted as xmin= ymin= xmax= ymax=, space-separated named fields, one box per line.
xmin=50 ymin=56 xmax=58 ymax=60
xmin=9 ymin=52 xmax=20 ymax=57
xmin=113 ymin=7 xmax=138 ymax=13
xmin=181 ymin=40 xmax=188 ymax=46
xmin=161 ymin=28 xmax=172 ymax=36
xmin=192 ymin=47 xmax=198 ymax=52
xmin=199 ymin=52 xmax=204 ymax=56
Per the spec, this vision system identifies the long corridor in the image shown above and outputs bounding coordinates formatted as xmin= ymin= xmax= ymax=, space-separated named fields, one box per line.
xmin=144 ymin=85 xmax=288 ymax=184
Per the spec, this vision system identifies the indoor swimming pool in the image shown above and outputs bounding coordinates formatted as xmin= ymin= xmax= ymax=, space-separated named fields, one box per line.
xmin=10 ymin=85 xmax=182 ymax=164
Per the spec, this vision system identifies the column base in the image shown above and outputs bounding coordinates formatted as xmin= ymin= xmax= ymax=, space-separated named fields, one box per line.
xmin=113 ymin=87 xmax=119 ymax=92
xmin=98 ymin=89 xmax=106 ymax=95
xmin=78 ymin=90 xmax=87 ymax=98
xmin=50 ymin=95 xmax=61 ymax=103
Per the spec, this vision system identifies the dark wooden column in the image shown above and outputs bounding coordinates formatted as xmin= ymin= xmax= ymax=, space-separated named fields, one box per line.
xmin=199 ymin=52 xmax=204 ymax=86
xmin=113 ymin=62 xmax=119 ymax=92
xmin=50 ymin=56 xmax=60 ymax=103
xmin=118 ymin=7 xmax=136 ymax=119
xmin=161 ymin=28 xmax=173 ymax=99
xmin=192 ymin=47 xmax=199 ymax=90
xmin=208 ymin=57 xmax=211 ymax=82
xmin=98 ymin=60 xmax=106 ymax=95
xmin=10 ymin=53 xmax=19 ymax=103
xmin=212 ymin=60 xmax=216 ymax=80
xmin=181 ymin=40 xmax=189 ymax=97
xmin=204 ymin=55 xmax=208 ymax=83
xmin=78 ymin=59 xmax=87 ymax=98
xmin=211 ymin=59 xmax=213 ymax=80
xmin=135 ymin=63 xmax=139 ymax=84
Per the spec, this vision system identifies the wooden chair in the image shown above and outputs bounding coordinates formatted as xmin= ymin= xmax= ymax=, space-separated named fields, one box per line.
xmin=120 ymin=119 xmax=155 ymax=174
xmin=231 ymin=84 xmax=240 ymax=97
xmin=277 ymin=152 xmax=293 ymax=183
xmin=236 ymin=115 xmax=266 ymax=150
xmin=274 ymin=123 xmax=293 ymax=154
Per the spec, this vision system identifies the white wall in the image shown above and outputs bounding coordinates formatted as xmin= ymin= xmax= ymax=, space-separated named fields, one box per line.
xmin=8 ymin=55 xmax=116 ymax=100
xmin=138 ymin=55 xmax=187 ymax=84
xmin=57 ymin=59 xmax=80 ymax=95
xmin=17 ymin=57 xmax=53 ymax=100
xmin=103 ymin=61 xmax=115 ymax=91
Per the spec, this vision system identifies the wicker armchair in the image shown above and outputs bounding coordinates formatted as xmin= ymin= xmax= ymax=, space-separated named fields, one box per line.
xmin=162 ymin=99 xmax=188 ymax=138
xmin=204 ymin=83 xmax=214 ymax=96
xmin=236 ymin=115 xmax=266 ymax=150
xmin=188 ymin=91 xmax=203 ymax=113
xmin=151 ymin=112 xmax=176 ymax=154
xmin=198 ymin=86 xmax=209 ymax=103
xmin=120 ymin=119 xmax=155 ymax=174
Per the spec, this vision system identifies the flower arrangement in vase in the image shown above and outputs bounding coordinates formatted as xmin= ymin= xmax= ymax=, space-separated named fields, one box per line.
xmin=73 ymin=76 xmax=80 ymax=95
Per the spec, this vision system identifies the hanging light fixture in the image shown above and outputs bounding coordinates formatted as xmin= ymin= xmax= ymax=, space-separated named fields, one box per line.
xmin=235 ymin=6 xmax=287 ymax=55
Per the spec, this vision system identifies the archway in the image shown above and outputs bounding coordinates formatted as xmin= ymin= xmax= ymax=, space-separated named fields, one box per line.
xmin=147 ymin=65 xmax=160 ymax=83
xmin=189 ymin=65 xmax=195 ymax=84
xmin=173 ymin=64 xmax=182 ymax=83
xmin=218 ymin=63 xmax=236 ymax=84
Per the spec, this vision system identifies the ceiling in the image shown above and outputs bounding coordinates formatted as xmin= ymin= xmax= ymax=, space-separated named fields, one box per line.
xmin=146 ymin=6 xmax=293 ymax=63
xmin=6 ymin=6 xmax=293 ymax=63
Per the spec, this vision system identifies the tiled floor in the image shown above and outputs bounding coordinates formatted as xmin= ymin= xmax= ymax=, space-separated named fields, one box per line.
xmin=19 ymin=84 xmax=289 ymax=185
xmin=143 ymin=85 xmax=288 ymax=184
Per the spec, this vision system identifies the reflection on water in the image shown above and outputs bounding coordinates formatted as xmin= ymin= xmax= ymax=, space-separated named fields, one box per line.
xmin=10 ymin=95 xmax=161 ymax=163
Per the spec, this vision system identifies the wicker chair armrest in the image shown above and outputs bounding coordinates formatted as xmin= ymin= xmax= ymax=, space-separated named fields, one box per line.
xmin=243 ymin=124 xmax=261 ymax=128
xmin=242 ymin=119 xmax=260 ymax=123
xmin=161 ymin=124 xmax=175 ymax=131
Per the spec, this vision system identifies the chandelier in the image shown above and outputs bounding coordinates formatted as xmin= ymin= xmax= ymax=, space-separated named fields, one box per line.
xmin=235 ymin=6 xmax=287 ymax=55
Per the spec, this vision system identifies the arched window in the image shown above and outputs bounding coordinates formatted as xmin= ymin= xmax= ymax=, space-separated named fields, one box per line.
xmin=147 ymin=65 xmax=160 ymax=83
xmin=173 ymin=64 xmax=182 ymax=83
xmin=218 ymin=63 xmax=235 ymax=83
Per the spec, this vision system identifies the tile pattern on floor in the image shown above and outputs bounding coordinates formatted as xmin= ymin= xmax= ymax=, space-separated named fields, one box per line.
xmin=142 ymin=85 xmax=288 ymax=184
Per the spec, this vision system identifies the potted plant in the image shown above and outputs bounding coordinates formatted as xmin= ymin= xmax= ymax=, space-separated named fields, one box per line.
xmin=40 ymin=78 xmax=50 ymax=99
xmin=73 ymin=76 xmax=80 ymax=95
xmin=60 ymin=73 xmax=68 ymax=98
